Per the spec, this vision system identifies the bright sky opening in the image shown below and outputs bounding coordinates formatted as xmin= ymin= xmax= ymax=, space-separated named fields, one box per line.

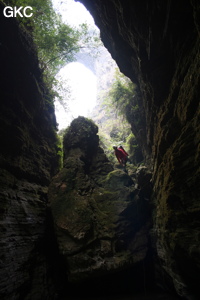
xmin=52 ymin=0 xmax=98 ymax=130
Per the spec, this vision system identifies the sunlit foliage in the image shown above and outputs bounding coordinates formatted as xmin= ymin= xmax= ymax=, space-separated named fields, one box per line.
xmin=106 ymin=69 xmax=138 ymax=121
xmin=3 ymin=0 xmax=101 ymax=106
xmin=95 ymin=68 xmax=142 ymax=164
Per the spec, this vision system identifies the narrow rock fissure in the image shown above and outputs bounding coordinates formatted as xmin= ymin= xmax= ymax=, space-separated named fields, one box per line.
xmin=0 ymin=1 xmax=199 ymax=300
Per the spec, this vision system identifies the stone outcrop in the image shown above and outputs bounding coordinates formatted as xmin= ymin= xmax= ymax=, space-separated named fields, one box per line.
xmin=0 ymin=6 xmax=59 ymax=300
xmin=77 ymin=0 xmax=200 ymax=299
xmin=0 ymin=0 xmax=200 ymax=299
xmin=48 ymin=117 xmax=151 ymax=283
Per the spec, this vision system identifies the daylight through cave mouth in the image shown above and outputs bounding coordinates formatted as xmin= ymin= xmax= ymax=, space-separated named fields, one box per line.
xmin=1 ymin=0 xmax=199 ymax=299
xmin=53 ymin=0 xmax=141 ymax=165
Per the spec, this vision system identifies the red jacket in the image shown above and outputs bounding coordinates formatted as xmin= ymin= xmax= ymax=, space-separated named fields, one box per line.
xmin=115 ymin=147 xmax=128 ymax=163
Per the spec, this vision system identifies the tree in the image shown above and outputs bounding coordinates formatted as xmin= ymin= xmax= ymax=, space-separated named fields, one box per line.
xmin=3 ymin=0 xmax=101 ymax=105
xmin=107 ymin=69 xmax=136 ymax=117
xmin=93 ymin=68 xmax=143 ymax=165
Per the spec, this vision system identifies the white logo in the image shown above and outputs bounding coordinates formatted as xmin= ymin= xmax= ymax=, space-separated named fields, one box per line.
xmin=3 ymin=6 xmax=33 ymax=18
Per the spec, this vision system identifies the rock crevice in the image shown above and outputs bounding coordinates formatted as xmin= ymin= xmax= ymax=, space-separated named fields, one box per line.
xmin=78 ymin=0 xmax=200 ymax=298
xmin=49 ymin=117 xmax=152 ymax=284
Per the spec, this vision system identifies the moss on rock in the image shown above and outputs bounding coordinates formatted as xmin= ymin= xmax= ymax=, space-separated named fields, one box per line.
xmin=49 ymin=117 xmax=151 ymax=282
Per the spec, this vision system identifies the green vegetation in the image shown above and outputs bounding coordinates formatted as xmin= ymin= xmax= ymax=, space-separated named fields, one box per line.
xmin=106 ymin=69 xmax=140 ymax=124
xmin=92 ymin=68 xmax=143 ymax=165
xmin=107 ymin=69 xmax=136 ymax=116
xmin=97 ymin=118 xmax=132 ymax=164
xmin=3 ymin=0 xmax=143 ymax=166
xmin=3 ymin=0 xmax=101 ymax=106
xmin=56 ymin=135 xmax=63 ymax=169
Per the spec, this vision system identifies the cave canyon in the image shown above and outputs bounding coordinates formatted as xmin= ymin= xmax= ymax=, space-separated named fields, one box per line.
xmin=0 ymin=1 xmax=199 ymax=300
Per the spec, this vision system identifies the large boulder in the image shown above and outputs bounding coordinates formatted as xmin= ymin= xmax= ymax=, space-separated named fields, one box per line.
xmin=48 ymin=116 xmax=151 ymax=282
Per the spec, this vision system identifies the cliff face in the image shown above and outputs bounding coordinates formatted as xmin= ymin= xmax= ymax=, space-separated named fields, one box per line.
xmin=0 ymin=7 xmax=59 ymax=300
xmin=48 ymin=117 xmax=152 ymax=286
xmin=77 ymin=0 xmax=200 ymax=298
xmin=1 ymin=0 xmax=200 ymax=299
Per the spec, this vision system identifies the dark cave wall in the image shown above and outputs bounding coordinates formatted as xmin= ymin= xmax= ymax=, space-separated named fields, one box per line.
xmin=0 ymin=1 xmax=199 ymax=299
xmin=0 ymin=6 xmax=59 ymax=300
xmin=78 ymin=0 xmax=198 ymax=161
xmin=78 ymin=0 xmax=200 ymax=298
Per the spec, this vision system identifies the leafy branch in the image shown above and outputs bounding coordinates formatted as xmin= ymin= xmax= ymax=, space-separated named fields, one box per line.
xmin=4 ymin=0 xmax=101 ymax=107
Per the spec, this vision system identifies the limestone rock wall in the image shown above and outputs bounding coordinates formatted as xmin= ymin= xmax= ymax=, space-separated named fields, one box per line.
xmin=1 ymin=0 xmax=199 ymax=299
xmin=49 ymin=117 xmax=152 ymax=285
xmin=0 ymin=7 xmax=59 ymax=300
xmin=78 ymin=0 xmax=200 ymax=298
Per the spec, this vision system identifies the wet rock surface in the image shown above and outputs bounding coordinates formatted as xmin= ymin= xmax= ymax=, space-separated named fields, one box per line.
xmin=0 ymin=0 xmax=200 ymax=299
xmin=78 ymin=0 xmax=200 ymax=298
xmin=49 ymin=117 xmax=152 ymax=282
xmin=0 ymin=5 xmax=59 ymax=299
